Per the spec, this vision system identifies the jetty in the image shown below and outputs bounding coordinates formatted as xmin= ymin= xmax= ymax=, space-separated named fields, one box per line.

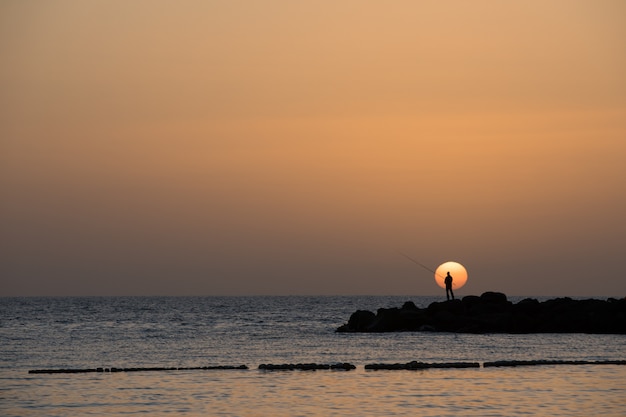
xmin=28 ymin=365 xmax=248 ymax=374
xmin=28 ymin=360 xmax=626 ymax=375
xmin=336 ymin=292 xmax=626 ymax=333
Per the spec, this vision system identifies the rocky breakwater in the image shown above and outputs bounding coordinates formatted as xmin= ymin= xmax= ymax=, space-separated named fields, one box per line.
xmin=336 ymin=292 xmax=626 ymax=334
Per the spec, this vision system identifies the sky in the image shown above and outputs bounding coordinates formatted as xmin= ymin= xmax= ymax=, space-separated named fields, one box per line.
xmin=1 ymin=1 xmax=625 ymax=297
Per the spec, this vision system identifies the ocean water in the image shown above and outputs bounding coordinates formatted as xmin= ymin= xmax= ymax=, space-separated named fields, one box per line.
xmin=1 ymin=296 xmax=625 ymax=416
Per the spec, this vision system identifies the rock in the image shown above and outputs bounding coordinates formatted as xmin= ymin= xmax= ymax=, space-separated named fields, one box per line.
xmin=258 ymin=363 xmax=355 ymax=371
xmin=29 ymin=365 xmax=250 ymax=374
xmin=482 ymin=360 xmax=626 ymax=367
xmin=512 ymin=298 xmax=540 ymax=315
xmin=480 ymin=291 xmax=508 ymax=304
xmin=330 ymin=363 xmax=357 ymax=370
xmin=336 ymin=310 xmax=376 ymax=332
xmin=364 ymin=361 xmax=480 ymax=370
xmin=402 ymin=301 xmax=418 ymax=310
xmin=336 ymin=293 xmax=626 ymax=334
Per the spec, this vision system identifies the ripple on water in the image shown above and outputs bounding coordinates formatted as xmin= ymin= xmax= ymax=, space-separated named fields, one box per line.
xmin=1 ymin=296 xmax=625 ymax=416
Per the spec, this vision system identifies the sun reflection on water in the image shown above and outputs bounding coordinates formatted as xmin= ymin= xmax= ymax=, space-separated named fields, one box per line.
xmin=7 ymin=366 xmax=626 ymax=416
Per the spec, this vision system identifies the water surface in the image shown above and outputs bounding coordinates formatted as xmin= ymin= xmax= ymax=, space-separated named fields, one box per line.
xmin=1 ymin=296 xmax=625 ymax=416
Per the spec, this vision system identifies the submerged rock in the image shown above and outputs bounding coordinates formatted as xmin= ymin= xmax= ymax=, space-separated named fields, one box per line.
xmin=336 ymin=293 xmax=626 ymax=334
xmin=28 ymin=365 xmax=249 ymax=374
xmin=483 ymin=359 xmax=626 ymax=367
xmin=258 ymin=363 xmax=355 ymax=371
xmin=365 ymin=361 xmax=480 ymax=370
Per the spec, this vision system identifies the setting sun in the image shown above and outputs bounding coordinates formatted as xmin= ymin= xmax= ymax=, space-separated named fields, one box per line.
xmin=435 ymin=262 xmax=468 ymax=290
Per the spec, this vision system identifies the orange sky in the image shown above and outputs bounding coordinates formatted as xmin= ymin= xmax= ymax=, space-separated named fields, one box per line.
xmin=1 ymin=1 xmax=625 ymax=296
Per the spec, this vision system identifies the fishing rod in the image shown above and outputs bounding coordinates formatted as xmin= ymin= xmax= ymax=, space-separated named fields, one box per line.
xmin=398 ymin=251 xmax=445 ymax=279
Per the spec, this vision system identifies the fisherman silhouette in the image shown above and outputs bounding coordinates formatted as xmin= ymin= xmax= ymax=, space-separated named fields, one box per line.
xmin=444 ymin=272 xmax=454 ymax=301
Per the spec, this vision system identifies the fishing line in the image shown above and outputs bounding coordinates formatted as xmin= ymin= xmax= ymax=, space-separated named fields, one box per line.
xmin=398 ymin=251 xmax=446 ymax=279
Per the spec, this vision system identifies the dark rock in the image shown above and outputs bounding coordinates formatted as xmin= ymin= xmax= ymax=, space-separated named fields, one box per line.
xmin=365 ymin=361 xmax=479 ymax=370
xmin=200 ymin=365 xmax=248 ymax=370
xmin=512 ymin=298 xmax=540 ymax=315
xmin=461 ymin=295 xmax=482 ymax=305
xmin=29 ymin=368 xmax=97 ymax=374
xmin=428 ymin=299 xmax=465 ymax=315
xmin=336 ymin=293 xmax=626 ymax=334
xmin=29 ymin=365 xmax=249 ymax=374
xmin=480 ymin=291 xmax=508 ymax=304
xmin=330 ymin=363 xmax=356 ymax=370
xmin=337 ymin=310 xmax=376 ymax=332
xmin=258 ymin=363 xmax=355 ymax=371
xmin=369 ymin=307 xmax=403 ymax=332
xmin=482 ymin=360 xmax=626 ymax=367
xmin=402 ymin=301 xmax=419 ymax=310
xmin=397 ymin=308 xmax=428 ymax=331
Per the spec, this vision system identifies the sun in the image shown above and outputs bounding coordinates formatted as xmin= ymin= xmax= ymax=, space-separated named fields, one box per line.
xmin=434 ymin=261 xmax=468 ymax=290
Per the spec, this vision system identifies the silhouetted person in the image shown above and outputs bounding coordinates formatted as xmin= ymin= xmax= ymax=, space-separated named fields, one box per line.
xmin=444 ymin=272 xmax=454 ymax=301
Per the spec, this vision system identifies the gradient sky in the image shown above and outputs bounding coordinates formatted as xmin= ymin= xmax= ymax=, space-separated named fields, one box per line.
xmin=2 ymin=1 xmax=625 ymax=296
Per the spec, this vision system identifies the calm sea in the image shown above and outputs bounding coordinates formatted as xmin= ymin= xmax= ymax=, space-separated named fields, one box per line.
xmin=1 ymin=296 xmax=625 ymax=416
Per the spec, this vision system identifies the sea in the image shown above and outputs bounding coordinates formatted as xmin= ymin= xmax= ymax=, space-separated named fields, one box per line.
xmin=1 ymin=296 xmax=625 ymax=416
